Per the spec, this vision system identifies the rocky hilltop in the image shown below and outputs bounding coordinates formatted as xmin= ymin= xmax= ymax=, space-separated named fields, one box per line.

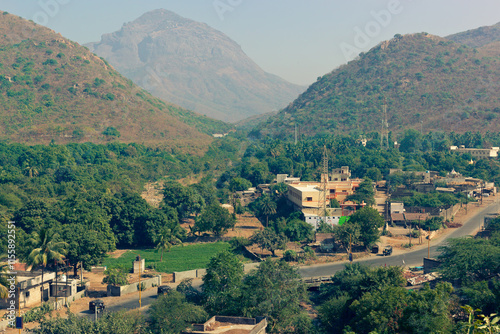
xmin=86 ymin=9 xmax=304 ymax=122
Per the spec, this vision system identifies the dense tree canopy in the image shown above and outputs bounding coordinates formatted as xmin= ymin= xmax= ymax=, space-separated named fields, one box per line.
xmin=202 ymin=251 xmax=244 ymax=316
xmin=194 ymin=204 xmax=235 ymax=236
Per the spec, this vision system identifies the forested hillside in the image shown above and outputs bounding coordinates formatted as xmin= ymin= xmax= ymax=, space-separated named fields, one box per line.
xmin=0 ymin=12 xmax=231 ymax=147
xmin=256 ymin=32 xmax=500 ymax=139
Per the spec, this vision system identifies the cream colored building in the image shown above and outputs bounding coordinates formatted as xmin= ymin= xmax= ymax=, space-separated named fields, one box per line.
xmin=286 ymin=178 xmax=361 ymax=210
xmin=450 ymin=145 xmax=499 ymax=159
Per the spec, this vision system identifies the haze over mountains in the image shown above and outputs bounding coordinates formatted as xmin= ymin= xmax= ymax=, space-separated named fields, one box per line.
xmin=256 ymin=23 xmax=500 ymax=139
xmin=0 ymin=12 xmax=231 ymax=148
xmin=86 ymin=9 xmax=305 ymax=123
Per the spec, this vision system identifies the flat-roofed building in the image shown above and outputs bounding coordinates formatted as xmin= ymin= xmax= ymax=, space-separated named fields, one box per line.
xmin=286 ymin=178 xmax=362 ymax=210
xmin=450 ymin=145 xmax=499 ymax=159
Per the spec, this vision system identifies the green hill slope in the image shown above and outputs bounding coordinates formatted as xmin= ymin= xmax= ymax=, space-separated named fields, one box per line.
xmin=257 ymin=33 xmax=500 ymax=139
xmin=0 ymin=12 xmax=231 ymax=147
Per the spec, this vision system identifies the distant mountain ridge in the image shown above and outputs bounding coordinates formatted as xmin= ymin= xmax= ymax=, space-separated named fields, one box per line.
xmin=446 ymin=22 xmax=500 ymax=48
xmin=0 ymin=12 xmax=230 ymax=148
xmin=255 ymin=30 xmax=500 ymax=138
xmin=86 ymin=9 xmax=305 ymax=123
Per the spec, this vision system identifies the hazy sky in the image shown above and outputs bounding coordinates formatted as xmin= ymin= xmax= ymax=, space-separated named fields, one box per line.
xmin=0 ymin=0 xmax=499 ymax=85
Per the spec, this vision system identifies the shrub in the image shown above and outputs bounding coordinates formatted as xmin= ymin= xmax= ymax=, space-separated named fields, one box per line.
xmin=104 ymin=93 xmax=115 ymax=101
xmin=283 ymin=249 xmax=297 ymax=262
xmin=229 ymin=237 xmax=251 ymax=251
xmin=102 ymin=127 xmax=121 ymax=138
xmin=102 ymin=268 xmax=128 ymax=286
xmin=22 ymin=303 xmax=53 ymax=323
xmin=42 ymin=59 xmax=57 ymax=66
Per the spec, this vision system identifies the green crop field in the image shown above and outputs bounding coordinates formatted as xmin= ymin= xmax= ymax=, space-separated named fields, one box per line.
xmin=103 ymin=242 xmax=232 ymax=273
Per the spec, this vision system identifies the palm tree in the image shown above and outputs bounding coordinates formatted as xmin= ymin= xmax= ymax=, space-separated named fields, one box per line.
xmin=24 ymin=165 xmax=39 ymax=178
xmin=258 ymin=195 xmax=277 ymax=227
xmin=155 ymin=226 xmax=183 ymax=262
xmin=26 ymin=228 xmax=68 ymax=303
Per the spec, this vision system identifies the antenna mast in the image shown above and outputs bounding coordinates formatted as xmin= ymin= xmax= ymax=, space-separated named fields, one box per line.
xmin=319 ymin=146 xmax=328 ymax=218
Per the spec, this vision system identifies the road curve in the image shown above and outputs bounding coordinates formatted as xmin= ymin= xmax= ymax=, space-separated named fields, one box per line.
xmin=299 ymin=199 xmax=500 ymax=278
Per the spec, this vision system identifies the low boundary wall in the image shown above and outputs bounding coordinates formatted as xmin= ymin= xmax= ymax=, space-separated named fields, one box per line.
xmin=423 ymin=258 xmax=441 ymax=274
xmin=107 ymin=275 xmax=161 ymax=297
xmin=173 ymin=263 xmax=260 ymax=283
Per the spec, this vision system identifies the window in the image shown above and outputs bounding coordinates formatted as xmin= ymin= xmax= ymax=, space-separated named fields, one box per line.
xmin=25 ymin=291 xmax=30 ymax=297
xmin=306 ymin=197 xmax=313 ymax=202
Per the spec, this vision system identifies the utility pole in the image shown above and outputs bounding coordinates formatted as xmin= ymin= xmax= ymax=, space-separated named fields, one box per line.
xmin=18 ymin=285 xmax=21 ymax=334
xmin=139 ymin=264 xmax=142 ymax=309
xmin=55 ymin=260 xmax=58 ymax=308
xmin=428 ymin=227 xmax=431 ymax=258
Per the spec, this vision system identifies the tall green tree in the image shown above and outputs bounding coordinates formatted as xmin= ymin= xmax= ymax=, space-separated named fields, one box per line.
xmin=347 ymin=178 xmax=376 ymax=206
xmin=202 ymin=251 xmax=244 ymax=316
xmin=155 ymin=226 xmax=184 ymax=262
xmin=148 ymin=291 xmax=208 ymax=334
xmin=347 ymin=207 xmax=384 ymax=248
xmin=256 ymin=194 xmax=277 ymax=227
xmin=438 ymin=237 xmax=500 ymax=284
xmin=26 ymin=228 xmax=68 ymax=303
xmin=333 ymin=222 xmax=361 ymax=252
xmin=250 ymin=228 xmax=287 ymax=257
xmin=61 ymin=224 xmax=110 ymax=276
xmin=241 ymin=259 xmax=313 ymax=333
xmin=194 ymin=204 xmax=235 ymax=236
xmin=162 ymin=181 xmax=205 ymax=220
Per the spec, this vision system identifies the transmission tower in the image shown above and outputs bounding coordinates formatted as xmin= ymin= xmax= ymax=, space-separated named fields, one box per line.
xmin=380 ymin=98 xmax=389 ymax=150
xmin=319 ymin=146 xmax=329 ymax=218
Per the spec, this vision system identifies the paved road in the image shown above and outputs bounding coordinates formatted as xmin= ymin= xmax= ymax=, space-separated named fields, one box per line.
xmin=80 ymin=288 xmax=158 ymax=320
xmin=299 ymin=200 xmax=500 ymax=278
xmin=80 ymin=200 xmax=499 ymax=315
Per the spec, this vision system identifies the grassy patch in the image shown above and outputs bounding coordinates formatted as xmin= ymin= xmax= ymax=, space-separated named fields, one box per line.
xmin=103 ymin=242 xmax=231 ymax=273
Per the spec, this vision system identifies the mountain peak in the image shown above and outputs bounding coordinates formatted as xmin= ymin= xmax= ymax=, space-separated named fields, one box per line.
xmin=87 ymin=10 xmax=304 ymax=122
xmin=127 ymin=8 xmax=192 ymax=29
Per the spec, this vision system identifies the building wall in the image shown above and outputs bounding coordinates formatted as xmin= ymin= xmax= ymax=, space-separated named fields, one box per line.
xmin=287 ymin=184 xmax=322 ymax=209
xmin=305 ymin=216 xmax=342 ymax=229
xmin=287 ymin=179 xmax=360 ymax=209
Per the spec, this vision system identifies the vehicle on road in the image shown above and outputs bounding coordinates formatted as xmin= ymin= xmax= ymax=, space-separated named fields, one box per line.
xmin=383 ymin=246 xmax=393 ymax=256
xmin=89 ymin=299 xmax=105 ymax=312
xmin=157 ymin=285 xmax=172 ymax=296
